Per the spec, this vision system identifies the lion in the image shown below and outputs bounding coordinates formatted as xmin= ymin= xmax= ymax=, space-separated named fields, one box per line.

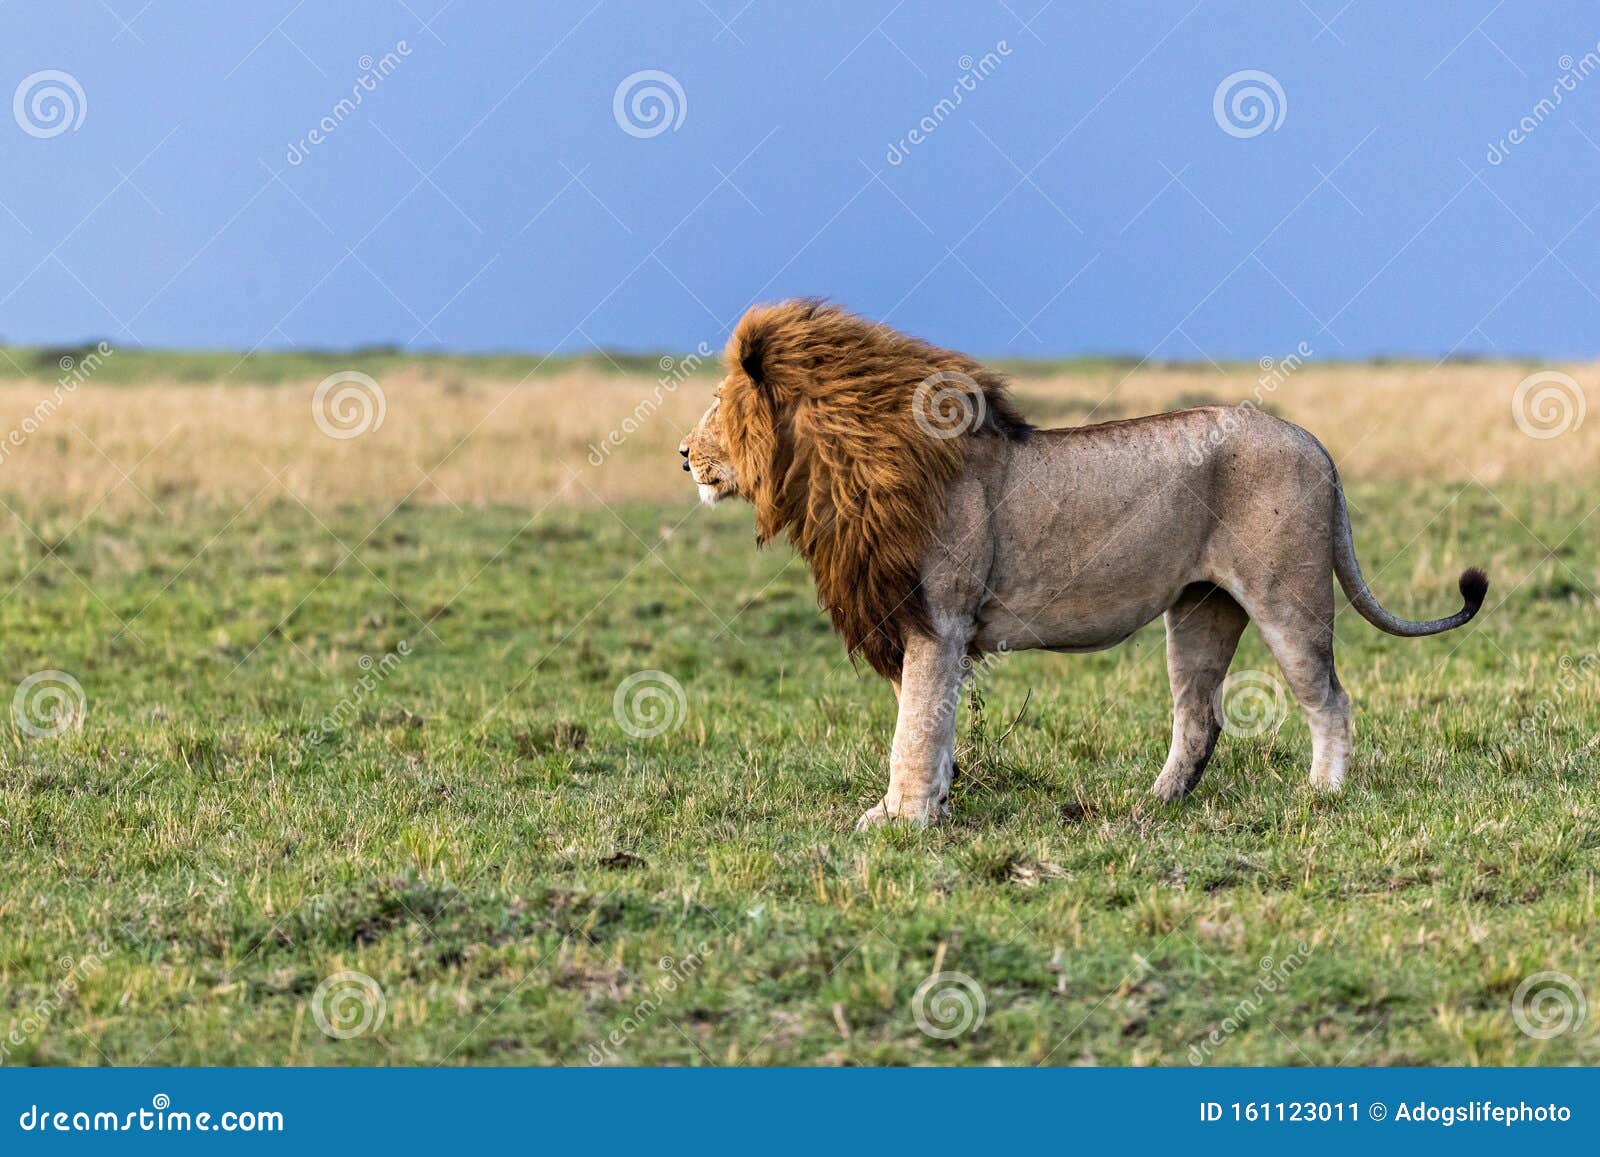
xmin=678 ymin=301 xmax=1488 ymax=829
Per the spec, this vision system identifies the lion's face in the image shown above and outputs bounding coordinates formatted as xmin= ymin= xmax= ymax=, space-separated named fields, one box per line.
xmin=678 ymin=391 xmax=739 ymax=505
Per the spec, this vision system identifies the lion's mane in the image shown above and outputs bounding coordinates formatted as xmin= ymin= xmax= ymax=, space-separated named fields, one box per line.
xmin=719 ymin=300 xmax=1032 ymax=678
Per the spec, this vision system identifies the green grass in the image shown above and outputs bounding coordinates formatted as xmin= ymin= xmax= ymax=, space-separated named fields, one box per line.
xmin=0 ymin=481 xmax=1595 ymax=1065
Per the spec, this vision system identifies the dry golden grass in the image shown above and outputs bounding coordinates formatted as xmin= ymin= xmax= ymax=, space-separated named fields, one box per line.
xmin=0 ymin=360 xmax=1592 ymax=519
xmin=1028 ymin=361 xmax=1598 ymax=488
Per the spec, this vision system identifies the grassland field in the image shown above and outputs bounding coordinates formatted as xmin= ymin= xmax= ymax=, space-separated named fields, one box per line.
xmin=0 ymin=344 xmax=1595 ymax=1065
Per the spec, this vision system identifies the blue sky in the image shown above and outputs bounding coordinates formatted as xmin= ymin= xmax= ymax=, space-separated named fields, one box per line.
xmin=1 ymin=1 xmax=1597 ymax=359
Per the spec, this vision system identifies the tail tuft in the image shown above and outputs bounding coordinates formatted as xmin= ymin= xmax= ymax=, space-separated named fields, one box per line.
xmin=1458 ymin=567 xmax=1489 ymax=615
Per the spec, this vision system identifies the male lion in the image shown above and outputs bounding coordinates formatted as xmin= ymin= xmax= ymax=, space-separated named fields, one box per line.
xmin=678 ymin=301 xmax=1488 ymax=829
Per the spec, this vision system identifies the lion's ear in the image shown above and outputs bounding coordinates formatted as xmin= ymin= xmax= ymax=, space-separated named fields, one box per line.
xmin=739 ymin=329 xmax=769 ymax=389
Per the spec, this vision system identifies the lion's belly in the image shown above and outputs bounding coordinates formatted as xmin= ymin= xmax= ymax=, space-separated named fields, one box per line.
xmin=971 ymin=582 xmax=1186 ymax=653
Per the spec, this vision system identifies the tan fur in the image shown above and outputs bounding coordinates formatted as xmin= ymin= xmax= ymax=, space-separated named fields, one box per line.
xmin=680 ymin=302 xmax=1488 ymax=827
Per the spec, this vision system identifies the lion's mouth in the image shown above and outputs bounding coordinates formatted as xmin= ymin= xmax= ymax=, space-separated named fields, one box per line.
xmin=696 ymin=476 xmax=736 ymax=506
xmin=689 ymin=465 xmax=736 ymax=506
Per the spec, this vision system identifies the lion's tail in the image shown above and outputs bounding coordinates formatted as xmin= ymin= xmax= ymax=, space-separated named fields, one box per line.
xmin=1330 ymin=470 xmax=1488 ymax=637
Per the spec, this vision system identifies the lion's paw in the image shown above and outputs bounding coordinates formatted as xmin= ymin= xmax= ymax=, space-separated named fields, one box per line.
xmin=853 ymin=798 xmax=947 ymax=831
xmin=1150 ymin=776 xmax=1191 ymax=803
xmin=1151 ymin=765 xmax=1202 ymax=803
xmin=854 ymin=805 xmax=901 ymax=832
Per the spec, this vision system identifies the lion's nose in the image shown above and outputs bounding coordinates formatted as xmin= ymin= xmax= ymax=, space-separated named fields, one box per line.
xmin=679 ymin=445 xmax=691 ymax=472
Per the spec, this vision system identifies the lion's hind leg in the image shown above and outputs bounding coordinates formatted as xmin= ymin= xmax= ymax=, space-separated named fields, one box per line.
xmin=1152 ymin=583 xmax=1249 ymax=802
xmin=1247 ymin=594 xmax=1353 ymax=793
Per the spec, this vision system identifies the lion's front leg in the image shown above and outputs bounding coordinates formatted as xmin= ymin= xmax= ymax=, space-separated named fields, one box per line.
xmin=856 ymin=628 xmax=968 ymax=830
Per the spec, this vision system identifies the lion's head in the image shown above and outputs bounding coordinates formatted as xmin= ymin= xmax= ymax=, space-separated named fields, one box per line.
xmin=677 ymin=300 xmax=1031 ymax=678
xmin=678 ymin=396 xmax=738 ymax=506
